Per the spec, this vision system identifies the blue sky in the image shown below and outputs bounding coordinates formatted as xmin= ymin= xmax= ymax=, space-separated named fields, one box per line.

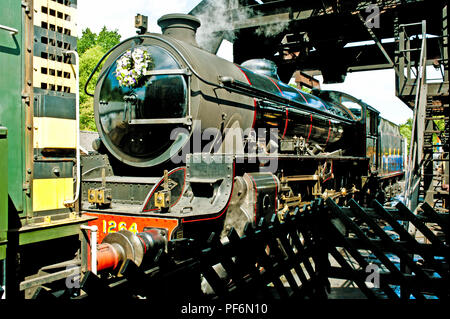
xmin=77 ymin=0 xmax=413 ymax=125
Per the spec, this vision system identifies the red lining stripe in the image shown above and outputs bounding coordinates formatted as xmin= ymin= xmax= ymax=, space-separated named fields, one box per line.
xmin=322 ymin=161 xmax=334 ymax=183
xmin=236 ymin=65 xmax=257 ymax=128
xmin=252 ymin=99 xmax=257 ymax=128
xmin=282 ymin=107 xmax=289 ymax=139
xmin=326 ymin=120 xmax=331 ymax=145
xmin=137 ymin=236 xmax=147 ymax=254
xmin=265 ymin=76 xmax=289 ymax=139
xmin=236 ymin=65 xmax=252 ymax=85
xmin=143 ymin=167 xmax=186 ymax=212
xmin=271 ymin=174 xmax=278 ymax=212
xmin=306 ymin=114 xmax=313 ymax=143
xmin=294 ymin=87 xmax=308 ymax=103
xmin=266 ymin=76 xmax=283 ymax=95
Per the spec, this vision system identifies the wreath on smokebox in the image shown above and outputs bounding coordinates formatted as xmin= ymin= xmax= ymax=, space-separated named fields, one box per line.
xmin=115 ymin=48 xmax=153 ymax=88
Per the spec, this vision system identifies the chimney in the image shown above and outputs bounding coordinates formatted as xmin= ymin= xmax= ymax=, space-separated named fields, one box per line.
xmin=157 ymin=13 xmax=201 ymax=46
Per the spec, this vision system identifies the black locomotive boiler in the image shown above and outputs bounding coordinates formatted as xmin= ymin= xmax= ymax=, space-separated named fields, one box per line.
xmin=80 ymin=14 xmax=404 ymax=274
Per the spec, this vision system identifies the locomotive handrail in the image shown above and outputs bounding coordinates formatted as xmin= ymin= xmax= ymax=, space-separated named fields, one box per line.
xmin=219 ymin=76 xmax=356 ymax=124
xmin=129 ymin=117 xmax=192 ymax=125
xmin=63 ymin=50 xmax=81 ymax=208
xmin=143 ymin=68 xmax=191 ymax=76
xmin=84 ymin=39 xmax=132 ymax=97
xmin=0 ymin=24 xmax=18 ymax=35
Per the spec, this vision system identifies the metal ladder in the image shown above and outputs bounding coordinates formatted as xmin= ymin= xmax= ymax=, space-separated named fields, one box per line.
xmin=400 ymin=19 xmax=449 ymax=213
xmin=401 ymin=20 xmax=428 ymax=212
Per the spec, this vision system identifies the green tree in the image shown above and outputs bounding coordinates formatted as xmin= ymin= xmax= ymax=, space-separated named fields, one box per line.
xmin=78 ymin=27 xmax=121 ymax=131
xmin=79 ymin=45 xmax=106 ymax=131
xmin=433 ymin=118 xmax=445 ymax=148
xmin=77 ymin=28 xmax=97 ymax=55
xmin=399 ymin=118 xmax=412 ymax=154
xmin=289 ymin=82 xmax=312 ymax=93
xmin=97 ymin=26 xmax=121 ymax=52
xmin=399 ymin=117 xmax=445 ymax=155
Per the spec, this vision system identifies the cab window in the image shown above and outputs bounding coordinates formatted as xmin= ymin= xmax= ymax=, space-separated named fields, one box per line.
xmin=366 ymin=110 xmax=378 ymax=136
xmin=340 ymin=99 xmax=362 ymax=120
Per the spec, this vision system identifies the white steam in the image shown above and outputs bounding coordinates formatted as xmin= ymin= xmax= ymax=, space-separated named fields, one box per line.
xmin=194 ymin=0 xmax=290 ymax=52
xmin=254 ymin=18 xmax=290 ymax=37
xmin=195 ymin=0 xmax=254 ymax=50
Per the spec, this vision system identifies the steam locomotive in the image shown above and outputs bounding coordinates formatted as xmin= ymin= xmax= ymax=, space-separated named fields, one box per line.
xmin=80 ymin=14 xmax=405 ymax=274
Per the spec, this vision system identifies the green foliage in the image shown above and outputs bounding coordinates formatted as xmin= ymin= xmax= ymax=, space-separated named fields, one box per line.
xmin=97 ymin=26 xmax=121 ymax=52
xmin=434 ymin=119 xmax=445 ymax=131
xmin=79 ymin=45 xmax=103 ymax=104
xmin=77 ymin=28 xmax=96 ymax=55
xmin=399 ymin=117 xmax=445 ymax=154
xmin=300 ymin=86 xmax=312 ymax=93
xmin=80 ymin=98 xmax=96 ymax=132
xmin=399 ymin=118 xmax=412 ymax=154
xmin=289 ymin=83 xmax=312 ymax=93
xmin=78 ymin=27 xmax=121 ymax=131
xmin=399 ymin=118 xmax=412 ymax=140
xmin=433 ymin=118 xmax=445 ymax=147
xmin=78 ymin=27 xmax=120 ymax=55
xmin=79 ymin=45 xmax=104 ymax=131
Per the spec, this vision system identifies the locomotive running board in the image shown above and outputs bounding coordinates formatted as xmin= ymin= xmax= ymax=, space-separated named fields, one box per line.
xmin=139 ymin=154 xmax=234 ymax=220
xmin=235 ymin=154 xmax=368 ymax=161
xmin=166 ymin=154 xmax=234 ymax=220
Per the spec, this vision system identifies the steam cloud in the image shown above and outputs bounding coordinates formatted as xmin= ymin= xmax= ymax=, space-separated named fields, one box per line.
xmin=194 ymin=0 xmax=289 ymax=51
xmin=254 ymin=18 xmax=290 ymax=37
xmin=195 ymin=0 xmax=253 ymax=50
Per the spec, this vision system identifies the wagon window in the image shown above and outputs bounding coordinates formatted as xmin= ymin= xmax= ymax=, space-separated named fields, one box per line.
xmin=366 ymin=110 xmax=378 ymax=136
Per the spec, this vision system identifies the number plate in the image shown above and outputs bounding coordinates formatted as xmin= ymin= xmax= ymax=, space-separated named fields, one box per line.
xmin=85 ymin=213 xmax=179 ymax=243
